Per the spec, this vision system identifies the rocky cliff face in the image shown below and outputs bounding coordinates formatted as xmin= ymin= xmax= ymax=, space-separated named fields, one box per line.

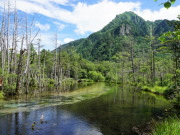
xmin=116 ymin=23 xmax=132 ymax=36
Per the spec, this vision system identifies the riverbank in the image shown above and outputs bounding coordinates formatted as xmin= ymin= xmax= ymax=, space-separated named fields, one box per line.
xmin=135 ymin=85 xmax=180 ymax=135
xmin=153 ymin=116 xmax=179 ymax=135
xmin=141 ymin=85 xmax=168 ymax=95
xmin=132 ymin=115 xmax=179 ymax=135
xmin=140 ymin=85 xmax=179 ymax=107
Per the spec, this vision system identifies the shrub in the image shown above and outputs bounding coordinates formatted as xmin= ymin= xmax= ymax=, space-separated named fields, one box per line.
xmin=88 ymin=71 xmax=105 ymax=82
xmin=3 ymin=84 xmax=16 ymax=95
xmin=0 ymin=91 xmax=4 ymax=99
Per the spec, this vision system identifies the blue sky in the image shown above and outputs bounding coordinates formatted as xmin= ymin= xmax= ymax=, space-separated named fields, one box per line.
xmin=0 ymin=0 xmax=179 ymax=50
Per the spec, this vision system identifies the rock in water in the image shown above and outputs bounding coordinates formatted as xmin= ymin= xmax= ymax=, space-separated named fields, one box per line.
xmin=40 ymin=115 xmax=44 ymax=123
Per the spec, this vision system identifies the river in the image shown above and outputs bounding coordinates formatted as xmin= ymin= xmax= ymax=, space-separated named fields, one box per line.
xmin=0 ymin=82 xmax=170 ymax=135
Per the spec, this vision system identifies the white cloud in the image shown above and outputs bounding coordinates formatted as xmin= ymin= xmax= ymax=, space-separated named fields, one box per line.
xmin=36 ymin=33 xmax=74 ymax=50
xmin=70 ymin=1 xmax=141 ymax=34
xmin=135 ymin=6 xmax=180 ymax=21
xmin=32 ymin=0 xmax=69 ymax=5
xmin=35 ymin=22 xmax=50 ymax=31
xmin=36 ymin=33 xmax=63 ymax=50
xmin=53 ymin=22 xmax=66 ymax=31
xmin=1 ymin=0 xmax=178 ymax=35
xmin=64 ymin=38 xmax=74 ymax=44
xmin=12 ymin=0 xmax=141 ymax=35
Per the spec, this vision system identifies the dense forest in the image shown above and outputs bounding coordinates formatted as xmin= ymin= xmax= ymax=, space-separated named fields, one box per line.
xmin=0 ymin=4 xmax=179 ymax=103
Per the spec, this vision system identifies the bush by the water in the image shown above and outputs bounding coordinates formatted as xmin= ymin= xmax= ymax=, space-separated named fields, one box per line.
xmin=88 ymin=71 xmax=105 ymax=82
xmin=153 ymin=117 xmax=180 ymax=135
xmin=142 ymin=85 xmax=168 ymax=94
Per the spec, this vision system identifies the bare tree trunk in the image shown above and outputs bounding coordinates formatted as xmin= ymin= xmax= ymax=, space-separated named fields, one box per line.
xmin=6 ymin=0 xmax=10 ymax=73
xmin=15 ymin=36 xmax=25 ymax=94
xmin=23 ymin=16 xmax=38 ymax=94
xmin=10 ymin=1 xmax=18 ymax=74
xmin=24 ymin=15 xmax=30 ymax=94
xmin=130 ymin=39 xmax=135 ymax=83
xmin=149 ymin=26 xmax=156 ymax=86
xmin=1 ymin=3 xmax=6 ymax=77
xmin=0 ymin=3 xmax=7 ymax=91
xmin=42 ymin=51 xmax=46 ymax=90
xmin=54 ymin=33 xmax=58 ymax=84
xmin=37 ymin=38 xmax=41 ymax=89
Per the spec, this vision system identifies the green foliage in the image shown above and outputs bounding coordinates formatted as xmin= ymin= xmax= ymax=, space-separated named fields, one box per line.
xmin=30 ymin=44 xmax=37 ymax=64
xmin=176 ymin=69 xmax=180 ymax=86
xmin=158 ymin=16 xmax=179 ymax=88
xmin=42 ymin=78 xmax=55 ymax=90
xmin=88 ymin=71 xmax=105 ymax=82
xmin=3 ymin=84 xmax=16 ymax=95
xmin=105 ymin=71 xmax=118 ymax=83
xmin=164 ymin=2 xmax=171 ymax=9
xmin=154 ymin=0 xmax=176 ymax=9
xmin=153 ymin=116 xmax=180 ymax=135
xmin=79 ymin=69 xmax=88 ymax=78
xmin=160 ymin=73 xmax=174 ymax=86
xmin=0 ymin=91 xmax=4 ymax=99
xmin=142 ymin=85 xmax=168 ymax=94
xmin=29 ymin=78 xmax=37 ymax=89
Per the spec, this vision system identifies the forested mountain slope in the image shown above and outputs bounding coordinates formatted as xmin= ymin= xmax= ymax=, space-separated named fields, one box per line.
xmin=60 ymin=11 xmax=174 ymax=61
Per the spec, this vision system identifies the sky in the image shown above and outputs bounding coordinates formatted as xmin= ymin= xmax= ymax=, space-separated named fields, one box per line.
xmin=0 ymin=0 xmax=179 ymax=50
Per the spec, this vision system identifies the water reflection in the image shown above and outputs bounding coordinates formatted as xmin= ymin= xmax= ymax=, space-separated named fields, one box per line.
xmin=61 ymin=84 xmax=170 ymax=135
xmin=0 ymin=106 xmax=102 ymax=135
xmin=0 ymin=83 xmax=170 ymax=135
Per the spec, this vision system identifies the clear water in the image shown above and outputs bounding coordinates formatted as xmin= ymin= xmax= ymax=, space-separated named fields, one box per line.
xmin=0 ymin=83 xmax=170 ymax=135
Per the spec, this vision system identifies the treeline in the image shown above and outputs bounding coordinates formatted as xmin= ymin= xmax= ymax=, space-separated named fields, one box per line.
xmin=0 ymin=1 xmax=109 ymax=96
xmin=0 ymin=1 xmax=179 ymax=97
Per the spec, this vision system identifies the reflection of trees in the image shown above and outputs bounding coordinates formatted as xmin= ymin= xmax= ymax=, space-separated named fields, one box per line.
xmin=15 ymin=113 xmax=19 ymax=135
xmin=113 ymin=85 xmax=118 ymax=104
xmin=0 ymin=84 xmax=169 ymax=135
xmin=121 ymin=85 xmax=125 ymax=104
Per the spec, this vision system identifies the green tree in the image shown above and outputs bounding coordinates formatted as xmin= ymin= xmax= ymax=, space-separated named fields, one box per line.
xmin=159 ymin=16 xmax=180 ymax=88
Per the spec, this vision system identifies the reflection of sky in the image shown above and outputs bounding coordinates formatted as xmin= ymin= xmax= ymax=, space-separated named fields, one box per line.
xmin=0 ymin=106 xmax=102 ymax=135
xmin=0 ymin=84 xmax=170 ymax=135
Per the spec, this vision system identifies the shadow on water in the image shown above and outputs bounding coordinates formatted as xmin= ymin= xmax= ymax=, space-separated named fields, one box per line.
xmin=0 ymin=83 xmax=170 ymax=135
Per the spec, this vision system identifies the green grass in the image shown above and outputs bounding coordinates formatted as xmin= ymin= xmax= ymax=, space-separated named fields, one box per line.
xmin=153 ymin=117 xmax=180 ymax=135
xmin=142 ymin=85 xmax=168 ymax=94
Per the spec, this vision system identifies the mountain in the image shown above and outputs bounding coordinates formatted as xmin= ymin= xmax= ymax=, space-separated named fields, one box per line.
xmin=60 ymin=11 xmax=174 ymax=61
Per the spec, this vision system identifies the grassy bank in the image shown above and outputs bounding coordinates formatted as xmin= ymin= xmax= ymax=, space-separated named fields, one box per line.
xmin=141 ymin=85 xmax=168 ymax=94
xmin=139 ymin=85 xmax=179 ymax=135
xmin=153 ymin=116 xmax=180 ymax=135
xmin=141 ymin=85 xmax=179 ymax=106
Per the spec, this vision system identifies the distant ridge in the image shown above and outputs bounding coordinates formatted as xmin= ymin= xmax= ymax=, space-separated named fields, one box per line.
xmin=59 ymin=11 xmax=174 ymax=61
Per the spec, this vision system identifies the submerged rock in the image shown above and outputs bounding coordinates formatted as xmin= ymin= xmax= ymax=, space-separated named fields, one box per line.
xmin=31 ymin=121 xmax=36 ymax=130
